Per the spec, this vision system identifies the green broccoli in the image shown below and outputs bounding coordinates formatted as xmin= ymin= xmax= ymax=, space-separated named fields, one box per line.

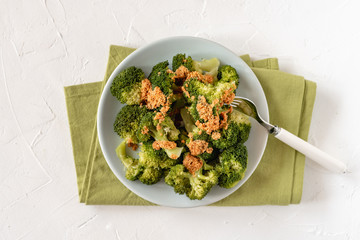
xmin=217 ymin=65 xmax=239 ymax=86
xmin=216 ymin=144 xmax=248 ymax=188
xmin=137 ymin=112 xmax=183 ymax=159
xmin=138 ymin=167 xmax=162 ymax=185
xmin=211 ymin=122 xmax=240 ymax=149
xmin=148 ymin=60 xmax=175 ymax=96
xmin=165 ymin=158 xmax=218 ymax=200
xmin=116 ymin=141 xmax=164 ymax=185
xmin=211 ymin=109 xmax=251 ymax=149
xmin=164 ymin=164 xmax=190 ymax=195
xmin=230 ymin=109 xmax=251 ymax=144
xmin=180 ymin=108 xmax=218 ymax=161
xmin=139 ymin=142 xmax=179 ymax=170
xmin=172 ymin=53 xmax=194 ymax=71
xmin=183 ymin=77 xmax=236 ymax=105
xmin=113 ymin=105 xmax=148 ymax=143
xmin=193 ymin=57 xmax=220 ymax=79
xmin=180 ymin=108 xmax=197 ymax=134
xmin=110 ymin=66 xmax=144 ymax=105
xmin=115 ymin=141 xmax=144 ymax=181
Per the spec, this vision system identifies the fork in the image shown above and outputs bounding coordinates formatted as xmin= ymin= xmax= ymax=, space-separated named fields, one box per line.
xmin=231 ymin=96 xmax=347 ymax=173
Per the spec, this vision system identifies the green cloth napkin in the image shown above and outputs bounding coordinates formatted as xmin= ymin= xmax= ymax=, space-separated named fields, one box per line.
xmin=64 ymin=45 xmax=316 ymax=206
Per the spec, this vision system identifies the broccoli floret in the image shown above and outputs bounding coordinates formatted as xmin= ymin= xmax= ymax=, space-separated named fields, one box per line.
xmin=193 ymin=57 xmax=220 ymax=79
xmin=216 ymin=144 xmax=248 ymax=188
xmin=138 ymin=167 xmax=162 ymax=185
xmin=211 ymin=109 xmax=251 ymax=149
xmin=136 ymin=112 xmax=183 ymax=159
xmin=180 ymin=108 xmax=218 ymax=161
xmin=116 ymin=141 xmax=164 ymax=185
xmin=210 ymin=81 xmax=237 ymax=103
xmin=115 ymin=141 xmax=144 ymax=181
xmin=217 ymin=65 xmax=239 ymax=86
xmin=110 ymin=66 xmax=144 ymax=105
xmin=164 ymin=164 xmax=190 ymax=195
xmin=113 ymin=105 xmax=148 ymax=143
xmin=165 ymin=159 xmax=218 ymax=200
xmin=172 ymin=53 xmax=194 ymax=71
xmin=148 ymin=60 xmax=175 ymax=96
xmin=137 ymin=112 xmax=180 ymax=142
xmin=230 ymin=109 xmax=251 ymax=144
xmin=211 ymin=122 xmax=240 ymax=149
xmin=183 ymin=78 xmax=236 ymax=105
xmin=139 ymin=142 xmax=179 ymax=170
xmin=183 ymin=78 xmax=213 ymax=103
xmin=190 ymin=129 xmax=218 ymax=161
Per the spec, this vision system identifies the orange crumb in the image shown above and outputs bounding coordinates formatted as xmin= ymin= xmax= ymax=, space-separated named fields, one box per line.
xmin=141 ymin=126 xmax=149 ymax=135
xmin=221 ymin=88 xmax=235 ymax=105
xmin=206 ymin=147 xmax=213 ymax=154
xmin=170 ymin=154 xmax=178 ymax=159
xmin=175 ymin=65 xmax=190 ymax=79
xmin=127 ymin=139 xmax=138 ymax=151
xmin=152 ymin=140 xmax=176 ymax=150
xmin=211 ymin=131 xmax=221 ymax=140
xmin=195 ymin=96 xmax=221 ymax=134
xmin=140 ymin=79 xmax=151 ymax=103
xmin=183 ymin=154 xmax=203 ymax=175
xmin=186 ymin=139 xmax=209 ymax=156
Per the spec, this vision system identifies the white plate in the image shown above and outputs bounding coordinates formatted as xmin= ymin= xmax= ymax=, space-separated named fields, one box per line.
xmin=97 ymin=36 xmax=269 ymax=208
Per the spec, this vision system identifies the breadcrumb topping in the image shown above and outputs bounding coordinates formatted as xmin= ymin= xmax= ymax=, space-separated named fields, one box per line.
xmin=175 ymin=65 xmax=190 ymax=79
xmin=170 ymin=154 xmax=178 ymax=159
xmin=195 ymin=96 xmax=221 ymax=134
xmin=185 ymin=71 xmax=213 ymax=84
xmin=219 ymin=107 xmax=232 ymax=130
xmin=146 ymin=86 xmax=166 ymax=109
xmin=140 ymin=79 xmax=151 ymax=103
xmin=127 ymin=139 xmax=138 ymax=151
xmin=152 ymin=140 xmax=177 ymax=150
xmin=187 ymin=139 xmax=211 ymax=156
xmin=221 ymin=87 xmax=235 ymax=105
xmin=141 ymin=126 xmax=149 ymax=135
xmin=183 ymin=154 xmax=203 ymax=175
xmin=211 ymin=131 xmax=221 ymax=140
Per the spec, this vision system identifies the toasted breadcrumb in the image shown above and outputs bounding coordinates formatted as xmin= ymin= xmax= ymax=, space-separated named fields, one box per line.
xmin=141 ymin=78 xmax=172 ymax=111
xmin=141 ymin=126 xmax=149 ymax=135
xmin=202 ymin=74 xmax=214 ymax=84
xmin=186 ymin=139 xmax=209 ymax=156
xmin=140 ymin=79 xmax=151 ymax=103
xmin=195 ymin=96 xmax=221 ymax=134
xmin=146 ymin=86 xmax=166 ymax=109
xmin=181 ymin=86 xmax=191 ymax=99
xmin=185 ymin=71 xmax=213 ymax=84
xmin=183 ymin=154 xmax=203 ymax=175
xmin=221 ymin=88 xmax=235 ymax=105
xmin=170 ymin=154 xmax=178 ymax=159
xmin=152 ymin=140 xmax=177 ymax=150
xmin=127 ymin=139 xmax=138 ymax=151
xmin=211 ymin=131 xmax=221 ymax=140
xmin=175 ymin=65 xmax=190 ymax=79
xmin=206 ymin=147 xmax=213 ymax=154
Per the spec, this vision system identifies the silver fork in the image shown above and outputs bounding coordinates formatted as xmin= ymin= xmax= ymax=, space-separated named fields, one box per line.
xmin=231 ymin=96 xmax=347 ymax=173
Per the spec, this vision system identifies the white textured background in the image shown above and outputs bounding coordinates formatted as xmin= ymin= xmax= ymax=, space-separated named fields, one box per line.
xmin=1 ymin=0 xmax=360 ymax=239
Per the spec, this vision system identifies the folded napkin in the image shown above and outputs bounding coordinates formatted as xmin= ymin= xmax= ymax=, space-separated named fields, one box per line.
xmin=64 ymin=45 xmax=316 ymax=206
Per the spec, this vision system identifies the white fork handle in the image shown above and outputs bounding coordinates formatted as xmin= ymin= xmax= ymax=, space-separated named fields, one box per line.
xmin=275 ymin=128 xmax=347 ymax=173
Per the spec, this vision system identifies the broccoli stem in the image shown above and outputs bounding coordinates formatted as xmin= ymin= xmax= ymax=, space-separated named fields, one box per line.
xmin=152 ymin=127 xmax=183 ymax=159
xmin=180 ymin=108 xmax=197 ymax=133
xmin=115 ymin=141 xmax=133 ymax=168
